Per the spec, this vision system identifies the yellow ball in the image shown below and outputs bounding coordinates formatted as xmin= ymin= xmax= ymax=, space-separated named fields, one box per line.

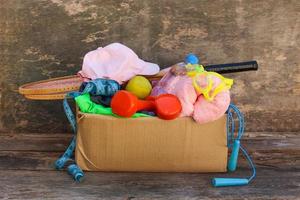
xmin=125 ymin=76 xmax=152 ymax=99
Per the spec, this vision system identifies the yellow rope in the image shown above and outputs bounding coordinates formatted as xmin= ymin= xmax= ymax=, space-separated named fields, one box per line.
xmin=186 ymin=64 xmax=233 ymax=101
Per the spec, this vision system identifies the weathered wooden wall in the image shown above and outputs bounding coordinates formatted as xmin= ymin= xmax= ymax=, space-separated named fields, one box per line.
xmin=1 ymin=0 xmax=299 ymax=133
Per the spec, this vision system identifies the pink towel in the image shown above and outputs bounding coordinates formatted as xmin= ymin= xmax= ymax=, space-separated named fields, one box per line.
xmin=151 ymin=69 xmax=230 ymax=124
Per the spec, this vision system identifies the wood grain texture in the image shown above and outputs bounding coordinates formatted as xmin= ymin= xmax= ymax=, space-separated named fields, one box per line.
xmin=0 ymin=133 xmax=72 ymax=152
xmin=1 ymin=148 xmax=299 ymax=171
xmin=0 ymin=169 xmax=299 ymax=200
xmin=0 ymin=133 xmax=299 ymax=171
xmin=0 ymin=0 xmax=300 ymax=133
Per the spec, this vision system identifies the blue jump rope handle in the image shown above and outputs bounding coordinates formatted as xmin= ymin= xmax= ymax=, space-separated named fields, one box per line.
xmin=212 ymin=140 xmax=245 ymax=187
xmin=228 ymin=140 xmax=240 ymax=172
xmin=212 ymin=178 xmax=249 ymax=187
xmin=68 ymin=164 xmax=84 ymax=182
xmin=212 ymin=104 xmax=256 ymax=187
xmin=56 ymin=79 xmax=121 ymax=181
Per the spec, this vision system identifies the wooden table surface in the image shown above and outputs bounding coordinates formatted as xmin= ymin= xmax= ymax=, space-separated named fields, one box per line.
xmin=0 ymin=132 xmax=299 ymax=199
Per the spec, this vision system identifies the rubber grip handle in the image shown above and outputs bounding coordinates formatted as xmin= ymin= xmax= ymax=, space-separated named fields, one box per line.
xmin=228 ymin=140 xmax=240 ymax=172
xmin=212 ymin=178 xmax=249 ymax=187
xmin=55 ymin=157 xmax=68 ymax=170
xmin=205 ymin=60 xmax=258 ymax=74
xmin=67 ymin=164 xmax=84 ymax=182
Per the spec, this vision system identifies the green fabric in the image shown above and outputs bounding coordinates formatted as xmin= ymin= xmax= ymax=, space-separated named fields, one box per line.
xmin=75 ymin=93 xmax=151 ymax=118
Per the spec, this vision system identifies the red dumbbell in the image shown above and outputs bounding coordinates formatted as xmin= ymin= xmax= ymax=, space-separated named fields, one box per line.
xmin=111 ymin=90 xmax=182 ymax=120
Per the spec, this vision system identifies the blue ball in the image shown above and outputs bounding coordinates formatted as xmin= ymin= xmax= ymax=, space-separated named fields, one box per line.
xmin=185 ymin=53 xmax=199 ymax=64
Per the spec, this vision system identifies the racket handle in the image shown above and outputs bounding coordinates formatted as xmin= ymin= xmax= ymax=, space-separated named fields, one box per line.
xmin=205 ymin=60 xmax=258 ymax=74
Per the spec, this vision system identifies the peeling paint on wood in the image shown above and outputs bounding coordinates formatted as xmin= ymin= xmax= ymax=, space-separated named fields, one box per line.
xmin=0 ymin=0 xmax=300 ymax=133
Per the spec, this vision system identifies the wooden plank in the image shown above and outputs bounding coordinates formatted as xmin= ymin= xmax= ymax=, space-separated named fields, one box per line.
xmin=243 ymin=132 xmax=300 ymax=139
xmin=0 ymin=151 xmax=61 ymax=170
xmin=243 ymin=138 xmax=300 ymax=151
xmin=0 ymin=133 xmax=72 ymax=152
xmin=0 ymin=132 xmax=299 ymax=151
xmin=1 ymin=0 xmax=300 ymax=134
xmin=0 ymin=169 xmax=299 ymax=200
xmin=0 ymin=133 xmax=299 ymax=170
xmin=0 ymin=141 xmax=299 ymax=171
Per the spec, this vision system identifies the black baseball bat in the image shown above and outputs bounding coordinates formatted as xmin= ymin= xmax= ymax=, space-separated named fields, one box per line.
xmin=205 ymin=60 xmax=258 ymax=74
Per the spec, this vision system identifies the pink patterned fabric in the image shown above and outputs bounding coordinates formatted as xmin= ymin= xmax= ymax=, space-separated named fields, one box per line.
xmin=151 ymin=70 xmax=230 ymax=124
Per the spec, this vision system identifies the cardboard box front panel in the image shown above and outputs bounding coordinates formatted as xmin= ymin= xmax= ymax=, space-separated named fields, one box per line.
xmin=75 ymin=113 xmax=228 ymax=172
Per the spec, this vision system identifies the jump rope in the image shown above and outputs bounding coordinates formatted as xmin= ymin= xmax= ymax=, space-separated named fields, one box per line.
xmin=212 ymin=104 xmax=256 ymax=187
xmin=55 ymin=79 xmax=256 ymax=187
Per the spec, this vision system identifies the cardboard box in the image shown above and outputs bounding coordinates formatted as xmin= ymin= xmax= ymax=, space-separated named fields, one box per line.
xmin=75 ymin=112 xmax=228 ymax=172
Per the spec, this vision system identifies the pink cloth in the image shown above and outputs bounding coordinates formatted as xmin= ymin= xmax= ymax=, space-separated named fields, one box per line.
xmin=151 ymin=72 xmax=196 ymax=117
xmin=78 ymin=43 xmax=160 ymax=84
xmin=151 ymin=70 xmax=230 ymax=124
xmin=193 ymin=90 xmax=230 ymax=124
